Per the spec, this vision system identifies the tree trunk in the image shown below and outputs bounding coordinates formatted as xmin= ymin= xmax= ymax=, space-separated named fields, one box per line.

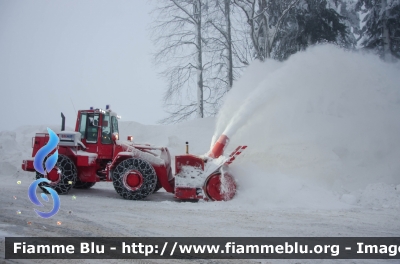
xmin=260 ymin=0 xmax=270 ymax=59
xmin=194 ymin=0 xmax=204 ymax=118
xmin=248 ymin=1 xmax=263 ymax=61
xmin=381 ymin=0 xmax=391 ymax=61
xmin=225 ymin=0 xmax=234 ymax=91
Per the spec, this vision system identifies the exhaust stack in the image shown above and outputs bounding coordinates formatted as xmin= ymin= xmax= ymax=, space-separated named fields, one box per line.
xmin=61 ymin=112 xmax=65 ymax=131
xmin=208 ymin=134 xmax=229 ymax=159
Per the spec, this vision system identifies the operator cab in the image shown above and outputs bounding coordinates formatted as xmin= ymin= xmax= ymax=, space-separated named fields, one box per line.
xmin=76 ymin=105 xmax=120 ymax=146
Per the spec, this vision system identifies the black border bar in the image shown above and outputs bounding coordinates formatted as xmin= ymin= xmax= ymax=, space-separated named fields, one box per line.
xmin=5 ymin=237 xmax=400 ymax=259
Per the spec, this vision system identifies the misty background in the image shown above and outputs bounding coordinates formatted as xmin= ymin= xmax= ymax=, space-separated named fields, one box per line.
xmin=1 ymin=0 xmax=399 ymax=131
xmin=0 ymin=0 xmax=164 ymax=131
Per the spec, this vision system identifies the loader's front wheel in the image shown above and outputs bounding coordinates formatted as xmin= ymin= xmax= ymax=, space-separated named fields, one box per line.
xmin=36 ymin=154 xmax=77 ymax=194
xmin=112 ymin=158 xmax=157 ymax=200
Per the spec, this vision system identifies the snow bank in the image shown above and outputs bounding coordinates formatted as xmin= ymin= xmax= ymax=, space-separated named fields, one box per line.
xmin=0 ymin=125 xmax=74 ymax=176
xmin=0 ymin=130 xmax=23 ymax=175
xmin=215 ymin=45 xmax=400 ymax=209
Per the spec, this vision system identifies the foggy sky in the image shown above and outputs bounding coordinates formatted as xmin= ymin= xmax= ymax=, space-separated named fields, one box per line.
xmin=0 ymin=0 xmax=165 ymax=131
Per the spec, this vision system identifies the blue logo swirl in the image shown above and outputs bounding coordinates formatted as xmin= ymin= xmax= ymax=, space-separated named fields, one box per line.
xmin=28 ymin=178 xmax=61 ymax=218
xmin=29 ymin=128 xmax=61 ymax=218
xmin=33 ymin=128 xmax=59 ymax=175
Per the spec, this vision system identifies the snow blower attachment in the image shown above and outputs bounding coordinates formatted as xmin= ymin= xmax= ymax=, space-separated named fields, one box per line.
xmin=21 ymin=106 xmax=247 ymax=201
xmin=174 ymin=134 xmax=246 ymax=201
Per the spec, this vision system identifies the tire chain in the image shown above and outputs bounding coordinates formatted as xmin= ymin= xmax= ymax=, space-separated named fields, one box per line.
xmin=112 ymin=158 xmax=157 ymax=200
xmin=36 ymin=154 xmax=77 ymax=194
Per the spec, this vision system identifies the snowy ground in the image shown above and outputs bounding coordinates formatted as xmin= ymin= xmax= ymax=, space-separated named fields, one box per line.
xmin=1 ymin=46 xmax=400 ymax=263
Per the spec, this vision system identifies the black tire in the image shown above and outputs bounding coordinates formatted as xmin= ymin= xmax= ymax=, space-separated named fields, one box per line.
xmin=36 ymin=154 xmax=77 ymax=194
xmin=152 ymin=176 xmax=162 ymax=193
xmin=73 ymin=181 xmax=96 ymax=189
xmin=153 ymin=184 xmax=162 ymax=193
xmin=112 ymin=158 xmax=157 ymax=200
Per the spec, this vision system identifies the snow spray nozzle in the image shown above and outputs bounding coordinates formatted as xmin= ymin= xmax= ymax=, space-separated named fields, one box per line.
xmin=208 ymin=134 xmax=229 ymax=159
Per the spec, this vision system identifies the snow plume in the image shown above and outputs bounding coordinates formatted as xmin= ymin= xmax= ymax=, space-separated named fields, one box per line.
xmin=212 ymin=59 xmax=283 ymax=144
xmin=215 ymin=45 xmax=400 ymax=209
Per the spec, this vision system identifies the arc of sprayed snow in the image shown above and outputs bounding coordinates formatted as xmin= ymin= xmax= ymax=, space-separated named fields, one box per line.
xmin=211 ymin=78 xmax=279 ymax=147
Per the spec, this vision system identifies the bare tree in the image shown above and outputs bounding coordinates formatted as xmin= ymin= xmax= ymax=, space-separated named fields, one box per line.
xmin=151 ymin=0 xmax=252 ymax=122
xmin=234 ymin=0 xmax=300 ymax=61
xmin=151 ymin=0 xmax=206 ymax=123
xmin=207 ymin=0 xmax=234 ymax=91
xmin=205 ymin=0 xmax=252 ymax=96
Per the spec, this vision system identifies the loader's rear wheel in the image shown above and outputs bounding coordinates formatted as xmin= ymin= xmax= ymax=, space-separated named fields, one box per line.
xmin=112 ymin=158 xmax=157 ymax=200
xmin=73 ymin=180 xmax=96 ymax=189
xmin=36 ymin=154 xmax=77 ymax=194
xmin=205 ymin=173 xmax=236 ymax=201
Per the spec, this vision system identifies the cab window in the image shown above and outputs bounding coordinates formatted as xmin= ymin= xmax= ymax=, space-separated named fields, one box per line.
xmin=78 ymin=113 xmax=87 ymax=140
xmin=101 ymin=115 xmax=112 ymax=144
xmin=78 ymin=112 xmax=100 ymax=143
xmin=111 ymin=116 xmax=119 ymax=134
xmin=86 ymin=114 xmax=99 ymax=143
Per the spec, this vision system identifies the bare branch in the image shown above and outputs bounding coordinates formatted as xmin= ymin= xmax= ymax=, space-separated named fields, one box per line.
xmin=171 ymin=0 xmax=196 ymax=22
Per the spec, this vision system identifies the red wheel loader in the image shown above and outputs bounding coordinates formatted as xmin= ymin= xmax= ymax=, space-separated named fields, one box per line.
xmin=21 ymin=106 xmax=246 ymax=201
